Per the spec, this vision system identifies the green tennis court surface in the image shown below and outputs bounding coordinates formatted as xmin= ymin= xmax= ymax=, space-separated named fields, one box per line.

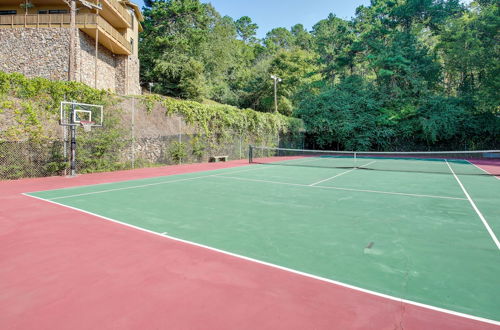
xmin=28 ymin=156 xmax=500 ymax=322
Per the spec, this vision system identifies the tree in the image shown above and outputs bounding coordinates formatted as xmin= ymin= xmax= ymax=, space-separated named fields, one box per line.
xmin=437 ymin=1 xmax=500 ymax=113
xmin=235 ymin=16 xmax=258 ymax=43
xmin=140 ymin=0 xmax=214 ymax=100
xmin=291 ymin=24 xmax=313 ymax=50
xmin=264 ymin=27 xmax=295 ymax=52
xmin=138 ymin=0 xmax=499 ymax=150
xmin=312 ymin=14 xmax=356 ymax=81
xmin=296 ymin=76 xmax=384 ymax=151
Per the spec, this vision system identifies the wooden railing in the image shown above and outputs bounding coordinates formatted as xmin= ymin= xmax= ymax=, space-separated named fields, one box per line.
xmin=0 ymin=14 xmax=131 ymax=53
xmin=103 ymin=0 xmax=133 ymax=26
xmin=95 ymin=16 xmax=131 ymax=52
xmin=0 ymin=14 xmax=71 ymax=27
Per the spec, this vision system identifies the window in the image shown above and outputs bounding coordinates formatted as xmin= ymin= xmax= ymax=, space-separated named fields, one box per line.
xmin=49 ymin=9 xmax=68 ymax=14
xmin=130 ymin=38 xmax=134 ymax=53
xmin=129 ymin=9 xmax=134 ymax=29
xmin=0 ymin=10 xmax=17 ymax=15
xmin=38 ymin=9 xmax=68 ymax=15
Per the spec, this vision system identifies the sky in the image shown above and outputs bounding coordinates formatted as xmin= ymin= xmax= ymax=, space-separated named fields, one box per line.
xmin=133 ymin=0 xmax=371 ymax=38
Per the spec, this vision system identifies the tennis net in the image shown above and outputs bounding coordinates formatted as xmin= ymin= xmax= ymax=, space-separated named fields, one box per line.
xmin=249 ymin=146 xmax=500 ymax=176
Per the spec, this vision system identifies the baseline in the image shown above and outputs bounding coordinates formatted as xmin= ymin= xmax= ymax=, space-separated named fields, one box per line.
xmin=22 ymin=192 xmax=500 ymax=327
xmin=446 ymin=160 xmax=500 ymax=250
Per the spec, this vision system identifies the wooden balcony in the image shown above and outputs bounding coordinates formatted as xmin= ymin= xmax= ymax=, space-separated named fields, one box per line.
xmin=0 ymin=14 xmax=131 ymax=55
xmin=101 ymin=0 xmax=133 ymax=29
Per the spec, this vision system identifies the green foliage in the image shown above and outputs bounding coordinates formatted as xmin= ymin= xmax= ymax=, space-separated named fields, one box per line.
xmin=190 ymin=136 xmax=206 ymax=160
xmin=0 ymin=72 xmax=110 ymax=142
xmin=76 ymin=111 xmax=129 ymax=174
xmin=139 ymin=0 xmax=499 ymax=151
xmin=238 ymin=49 xmax=321 ymax=115
xmin=169 ymin=141 xmax=188 ymax=164
xmin=313 ymin=14 xmax=356 ymax=80
xmin=293 ymin=0 xmax=498 ymax=150
xmin=141 ymin=94 xmax=303 ymax=141
xmin=0 ymin=71 xmax=109 ymax=138
xmin=0 ymin=72 xmax=129 ymax=177
xmin=297 ymin=75 xmax=499 ymax=151
xmin=235 ymin=16 xmax=258 ymax=43
xmin=437 ymin=1 xmax=500 ymax=113
xmin=0 ymin=69 xmax=306 ymax=179
xmin=297 ymin=76 xmax=385 ymax=150
xmin=140 ymin=0 xmax=218 ymax=100
xmin=264 ymin=27 xmax=295 ymax=52
xmin=140 ymin=0 xmax=322 ymax=113
xmin=44 ymin=143 xmax=68 ymax=175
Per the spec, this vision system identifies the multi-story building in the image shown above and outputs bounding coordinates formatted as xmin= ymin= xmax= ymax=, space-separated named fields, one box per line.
xmin=0 ymin=0 xmax=143 ymax=95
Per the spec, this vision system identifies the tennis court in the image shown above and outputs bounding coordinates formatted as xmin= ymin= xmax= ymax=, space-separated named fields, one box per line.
xmin=22 ymin=147 xmax=500 ymax=327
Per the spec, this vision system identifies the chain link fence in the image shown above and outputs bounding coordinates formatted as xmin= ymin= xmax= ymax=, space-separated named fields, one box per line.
xmin=0 ymin=100 xmax=304 ymax=180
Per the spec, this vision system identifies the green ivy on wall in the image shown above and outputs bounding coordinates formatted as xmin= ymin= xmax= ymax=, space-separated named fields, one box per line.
xmin=0 ymin=71 xmax=304 ymax=179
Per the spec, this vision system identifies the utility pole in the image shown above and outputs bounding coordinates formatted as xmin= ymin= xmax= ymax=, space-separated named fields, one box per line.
xmin=270 ymin=75 xmax=282 ymax=113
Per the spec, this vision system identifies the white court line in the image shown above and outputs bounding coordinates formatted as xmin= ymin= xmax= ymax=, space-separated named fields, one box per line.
xmin=47 ymin=174 xmax=218 ymax=200
xmin=21 ymin=193 xmax=500 ymax=327
xmin=465 ymin=160 xmax=500 ymax=181
xmin=215 ymin=175 xmax=467 ymax=201
xmin=41 ymin=157 xmax=337 ymax=201
xmin=446 ymin=160 xmax=500 ymax=250
xmin=309 ymin=161 xmax=377 ymax=186
xmin=45 ymin=165 xmax=277 ymax=200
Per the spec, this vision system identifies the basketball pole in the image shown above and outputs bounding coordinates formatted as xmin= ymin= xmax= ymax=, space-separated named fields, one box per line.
xmin=70 ymin=101 xmax=77 ymax=177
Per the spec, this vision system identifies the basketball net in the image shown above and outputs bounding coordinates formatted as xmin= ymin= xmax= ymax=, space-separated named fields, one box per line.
xmin=80 ymin=121 xmax=94 ymax=132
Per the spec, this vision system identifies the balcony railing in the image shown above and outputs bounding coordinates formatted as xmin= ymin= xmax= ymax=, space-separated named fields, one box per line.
xmin=95 ymin=15 xmax=131 ymax=52
xmin=102 ymin=0 xmax=133 ymax=26
xmin=0 ymin=14 xmax=131 ymax=54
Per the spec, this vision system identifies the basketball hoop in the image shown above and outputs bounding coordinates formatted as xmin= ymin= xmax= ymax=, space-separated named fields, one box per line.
xmin=80 ymin=121 xmax=94 ymax=132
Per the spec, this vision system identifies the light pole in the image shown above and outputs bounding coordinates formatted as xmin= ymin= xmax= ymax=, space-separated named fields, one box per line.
xmin=270 ymin=75 xmax=282 ymax=113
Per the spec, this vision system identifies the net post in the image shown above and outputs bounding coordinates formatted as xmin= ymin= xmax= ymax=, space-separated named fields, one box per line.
xmin=249 ymin=145 xmax=253 ymax=163
xmin=354 ymin=152 xmax=357 ymax=165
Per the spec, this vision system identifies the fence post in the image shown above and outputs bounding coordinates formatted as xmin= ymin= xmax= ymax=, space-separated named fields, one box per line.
xmin=239 ymin=134 xmax=243 ymax=159
xmin=178 ymin=116 xmax=182 ymax=165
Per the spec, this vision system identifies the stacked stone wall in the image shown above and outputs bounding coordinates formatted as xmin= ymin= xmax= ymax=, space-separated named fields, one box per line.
xmin=116 ymin=55 xmax=141 ymax=95
xmin=0 ymin=28 xmax=70 ymax=81
xmin=126 ymin=56 xmax=141 ymax=95
xmin=0 ymin=27 xmax=141 ymax=95
xmin=77 ymin=31 xmax=117 ymax=91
